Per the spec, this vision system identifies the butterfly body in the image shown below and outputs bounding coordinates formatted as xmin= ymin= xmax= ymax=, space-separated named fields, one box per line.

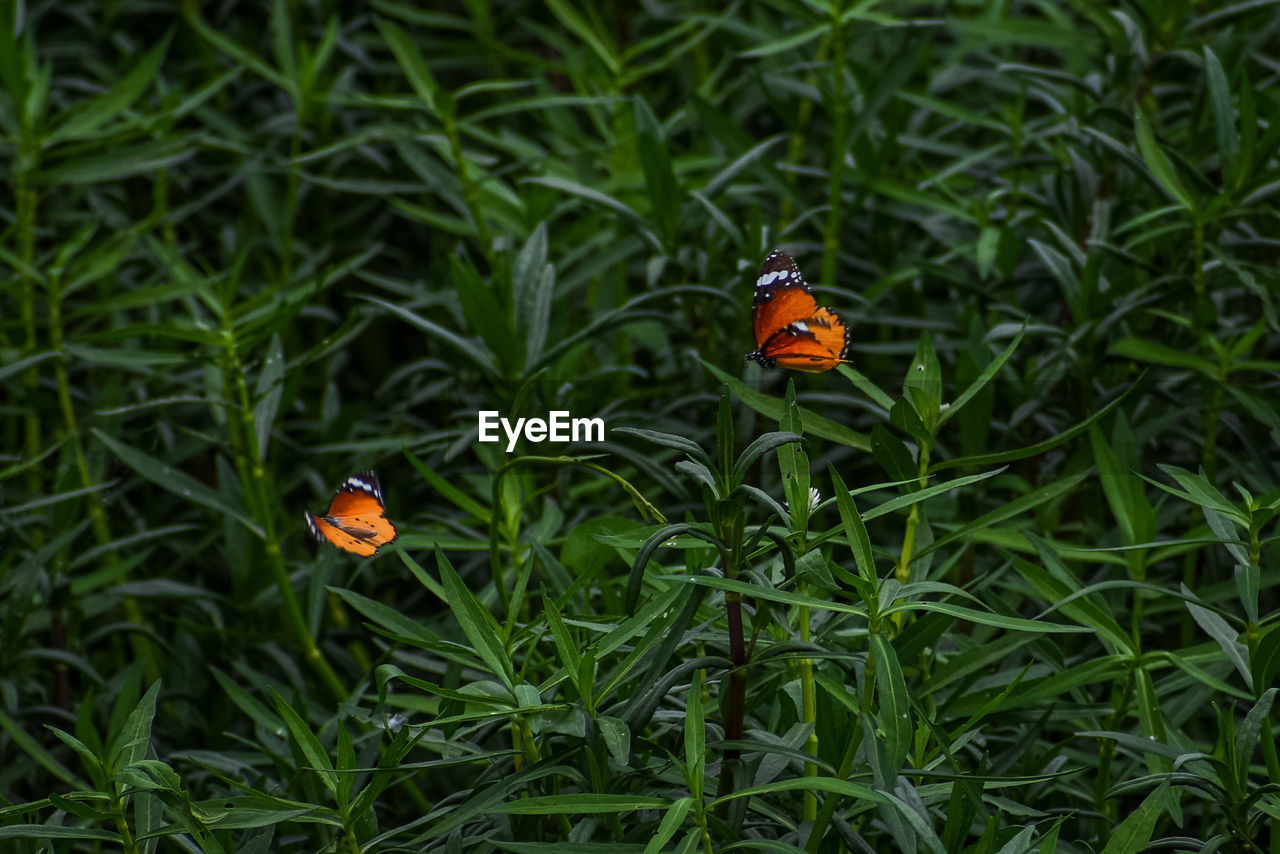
xmin=746 ymin=250 xmax=851 ymax=372
xmin=304 ymin=471 xmax=398 ymax=557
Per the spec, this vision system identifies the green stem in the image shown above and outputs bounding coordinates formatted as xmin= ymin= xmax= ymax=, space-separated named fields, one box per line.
xmin=18 ymin=170 xmax=43 ymax=518
xmin=821 ymin=2 xmax=848 ymax=288
xmin=222 ymin=330 xmax=346 ymax=703
xmin=895 ymin=441 xmax=932 ymax=585
xmin=49 ymin=278 xmax=164 ymax=686
xmin=110 ymin=786 xmax=140 ymax=854
xmin=805 ymin=716 xmax=864 ymax=852
xmin=1094 ymin=668 xmax=1135 ymax=837
xmin=799 ymin=584 xmax=817 ymax=822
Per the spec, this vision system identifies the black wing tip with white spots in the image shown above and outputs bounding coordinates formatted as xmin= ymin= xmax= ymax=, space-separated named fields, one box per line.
xmin=303 ymin=510 xmax=322 ymax=542
xmin=753 ymin=249 xmax=809 ymax=306
xmin=338 ymin=470 xmax=384 ymax=502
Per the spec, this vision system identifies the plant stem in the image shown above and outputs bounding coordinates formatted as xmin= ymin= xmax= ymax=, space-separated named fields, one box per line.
xmin=18 ymin=169 xmax=43 ymax=521
xmin=896 ymin=441 xmax=932 ymax=585
xmin=821 ymin=2 xmax=848 ymax=288
xmin=49 ymin=273 xmax=164 ymax=686
xmin=1094 ymin=668 xmax=1135 ymax=836
xmin=222 ymin=330 xmax=346 ymax=703
xmin=799 ymin=584 xmax=817 ymax=822
xmin=805 ymin=716 xmax=864 ymax=852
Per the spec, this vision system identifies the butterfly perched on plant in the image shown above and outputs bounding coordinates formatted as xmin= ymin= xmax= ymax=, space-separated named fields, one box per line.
xmin=746 ymin=250 xmax=852 ymax=372
xmin=304 ymin=471 xmax=398 ymax=557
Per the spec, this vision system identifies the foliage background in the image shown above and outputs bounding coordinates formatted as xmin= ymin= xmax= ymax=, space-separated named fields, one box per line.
xmin=2 ymin=1 xmax=1279 ymax=852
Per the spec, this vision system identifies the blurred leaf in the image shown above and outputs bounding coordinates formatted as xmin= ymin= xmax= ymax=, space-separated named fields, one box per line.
xmin=40 ymin=138 xmax=196 ymax=184
xmin=48 ymin=32 xmax=172 ymax=143
xmin=1134 ymin=109 xmax=1196 ymax=211
xmin=252 ymin=335 xmax=285 ymax=461
xmin=1202 ymin=47 xmax=1239 ymax=191
xmin=90 ymin=429 xmax=264 ymax=538
xmin=544 ymin=0 xmax=619 ymax=73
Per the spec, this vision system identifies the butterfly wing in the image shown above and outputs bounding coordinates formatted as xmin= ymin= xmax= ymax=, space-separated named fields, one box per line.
xmin=305 ymin=471 xmax=398 ymax=557
xmin=748 ymin=250 xmax=851 ymax=372
xmin=758 ymin=307 xmax=852 ymax=372
xmin=305 ymin=511 xmax=382 ymax=558
xmin=751 ymin=250 xmax=820 ymax=348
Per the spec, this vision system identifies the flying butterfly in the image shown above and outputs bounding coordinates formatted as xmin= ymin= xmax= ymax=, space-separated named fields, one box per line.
xmin=746 ymin=250 xmax=852 ymax=372
xmin=304 ymin=471 xmax=399 ymax=558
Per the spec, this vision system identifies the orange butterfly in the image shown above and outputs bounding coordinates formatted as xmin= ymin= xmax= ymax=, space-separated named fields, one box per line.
xmin=746 ymin=250 xmax=851 ymax=372
xmin=304 ymin=471 xmax=398 ymax=558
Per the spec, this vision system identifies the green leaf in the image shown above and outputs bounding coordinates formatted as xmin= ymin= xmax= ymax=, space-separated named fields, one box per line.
xmin=882 ymin=600 xmax=1094 ymax=635
xmin=375 ymin=17 xmax=444 ymax=114
xmin=252 ymin=334 xmax=285 ymax=461
xmin=1252 ymin=626 xmax=1280 ymax=697
xmin=730 ymin=431 xmax=803 ymax=487
xmin=90 ymin=429 xmax=264 ymax=538
xmin=271 ymin=690 xmax=339 ymax=796
xmin=684 ymin=671 xmax=705 ymax=791
xmin=778 ymin=381 xmax=812 ymax=531
xmin=543 ymin=593 xmax=583 ymax=699
xmin=1108 ymin=337 xmax=1217 ymax=377
xmin=635 ymin=96 xmax=680 ymax=242
xmin=0 ymin=826 xmax=120 ymax=841
xmin=403 ymin=448 xmax=491 ymax=524
xmin=914 ymin=470 xmax=1090 ymax=562
xmin=643 ymin=798 xmax=692 ymax=854
xmin=1236 ymin=688 xmax=1276 ymax=783
xmin=328 ymin=586 xmax=441 ymax=648
xmin=1099 ymin=782 xmax=1167 ymax=854
xmin=524 ymin=176 xmax=661 ymax=251
xmin=185 ymin=7 xmax=290 ymax=90
xmin=270 ymin=0 xmax=297 ymax=98
xmin=109 ymin=680 xmax=160 ymax=772
xmin=1203 ymin=47 xmax=1239 ymax=191
xmin=870 ymin=423 xmax=918 ymax=487
xmin=1009 ymin=553 xmax=1134 ymax=653
xmin=938 ymin=325 xmax=1024 ymax=428
xmin=838 ymin=364 xmax=896 ymax=411
xmin=710 ymin=775 xmax=885 ymax=806
xmin=830 ymin=467 xmax=876 ymax=585
xmin=1183 ymin=584 xmax=1252 ymax=690
xmin=707 ymin=362 xmax=870 ymax=450
xmin=493 ymin=794 xmax=667 ymax=814
xmin=40 ymin=138 xmax=195 ymax=184
xmin=544 ymin=0 xmax=619 ymax=73
xmin=598 ymin=715 xmax=631 ymax=768
xmin=359 ymin=295 xmax=500 ymax=381
xmin=48 ymin=31 xmax=172 ymax=143
xmin=451 ymin=254 xmax=517 ymax=374
xmin=513 ymin=225 xmax=554 ymax=369
xmin=933 ymin=382 xmax=1135 ymax=471
xmin=436 ymin=546 xmax=516 ymax=691
xmin=1153 ymin=464 xmax=1248 ymax=525
xmin=870 ymin=634 xmax=911 ymax=780
xmin=0 ymin=710 xmax=83 ymax=787
xmin=1134 ymin=109 xmax=1196 ymax=211
xmin=863 ymin=467 xmax=1006 ymax=523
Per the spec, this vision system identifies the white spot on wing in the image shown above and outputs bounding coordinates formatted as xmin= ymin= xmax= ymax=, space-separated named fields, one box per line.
xmin=756 ymin=270 xmax=791 ymax=288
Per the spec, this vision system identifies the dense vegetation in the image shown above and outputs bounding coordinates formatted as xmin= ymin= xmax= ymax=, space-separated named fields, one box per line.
xmin=3 ymin=1 xmax=1279 ymax=852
